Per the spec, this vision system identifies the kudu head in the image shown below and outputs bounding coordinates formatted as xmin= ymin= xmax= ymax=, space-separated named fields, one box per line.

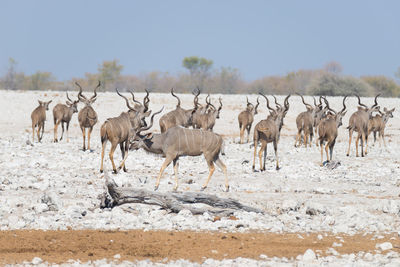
xmin=380 ymin=107 xmax=395 ymax=123
xmin=246 ymin=97 xmax=260 ymax=115
xmin=116 ymin=89 xmax=151 ymax=128
xmin=209 ymin=97 xmax=223 ymax=119
xmin=38 ymin=100 xmax=52 ymax=110
xmin=76 ymin=81 xmax=100 ymax=107
xmin=129 ymin=107 xmax=164 ymax=150
xmin=323 ymin=96 xmax=347 ymax=128
xmin=66 ymin=92 xmax=79 ymax=113
xmin=356 ymin=94 xmax=380 ymax=119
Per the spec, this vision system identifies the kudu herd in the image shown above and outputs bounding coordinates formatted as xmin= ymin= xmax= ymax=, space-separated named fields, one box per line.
xmin=29 ymin=84 xmax=396 ymax=192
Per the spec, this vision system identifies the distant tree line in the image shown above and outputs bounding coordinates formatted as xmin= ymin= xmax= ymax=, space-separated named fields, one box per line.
xmin=1 ymin=57 xmax=399 ymax=97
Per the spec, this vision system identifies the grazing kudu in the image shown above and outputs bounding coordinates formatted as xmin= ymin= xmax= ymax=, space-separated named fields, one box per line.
xmin=238 ymin=97 xmax=259 ymax=144
xmin=100 ymin=89 xmax=159 ymax=174
xmin=196 ymin=96 xmax=223 ymax=131
xmin=159 ymin=88 xmax=196 ymax=133
xmin=31 ymin=100 xmax=52 ymax=142
xmin=294 ymin=94 xmax=314 ymax=147
xmin=346 ymin=94 xmax=380 ymax=157
xmin=252 ymin=94 xmax=290 ymax=172
xmin=318 ymin=96 xmax=347 ymax=166
xmin=130 ymin=123 xmax=229 ymax=192
xmin=368 ymin=107 xmax=395 ymax=148
xmin=76 ymin=81 xmax=100 ymax=151
xmin=52 ymin=92 xmax=79 ymax=142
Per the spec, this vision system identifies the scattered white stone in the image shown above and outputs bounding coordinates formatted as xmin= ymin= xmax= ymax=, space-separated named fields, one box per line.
xmin=302 ymin=249 xmax=316 ymax=261
xmin=31 ymin=257 xmax=43 ymax=264
xmin=376 ymin=242 xmax=393 ymax=251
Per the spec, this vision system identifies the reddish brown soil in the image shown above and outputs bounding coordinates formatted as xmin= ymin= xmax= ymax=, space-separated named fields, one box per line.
xmin=0 ymin=230 xmax=399 ymax=264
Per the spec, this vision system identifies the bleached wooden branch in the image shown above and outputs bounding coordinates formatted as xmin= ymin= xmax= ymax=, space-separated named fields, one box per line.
xmin=100 ymin=174 xmax=264 ymax=216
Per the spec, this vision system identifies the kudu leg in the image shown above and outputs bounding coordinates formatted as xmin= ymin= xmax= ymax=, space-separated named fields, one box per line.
xmin=53 ymin=121 xmax=60 ymax=142
xmin=360 ymin=133 xmax=366 ymax=157
xmin=37 ymin=124 xmax=41 ymax=142
xmin=32 ymin=125 xmax=35 ymax=143
xmin=100 ymin=140 xmax=107 ymax=173
xmin=109 ymin=142 xmax=118 ymax=174
xmin=155 ymin=156 xmax=174 ymax=191
xmin=347 ymin=129 xmax=353 ymax=156
xmin=320 ymin=140 xmax=324 ymax=166
xmin=239 ymin=125 xmax=245 ymax=144
xmin=81 ymin=127 xmax=86 ymax=151
xmin=60 ymin=122 xmax=65 ymax=141
xmin=87 ymin=127 xmax=93 ymax=151
xmin=117 ymin=142 xmax=128 ymax=172
xmin=215 ymin=158 xmax=229 ymax=192
xmin=355 ymin=132 xmax=360 ymax=157
xmin=258 ymin=142 xmax=266 ymax=171
xmin=66 ymin=122 xmax=70 ymax=142
xmin=246 ymin=124 xmax=252 ymax=143
xmin=364 ymin=133 xmax=368 ymax=155
xmin=274 ymin=141 xmax=280 ymax=170
xmin=172 ymin=158 xmax=179 ymax=191
xmin=329 ymin=140 xmax=335 ymax=161
xmin=201 ymin=159 xmax=215 ymax=191
xmin=252 ymin=140 xmax=258 ymax=171
xmin=294 ymin=131 xmax=301 ymax=147
xmin=325 ymin=142 xmax=330 ymax=162
xmin=39 ymin=123 xmax=45 ymax=142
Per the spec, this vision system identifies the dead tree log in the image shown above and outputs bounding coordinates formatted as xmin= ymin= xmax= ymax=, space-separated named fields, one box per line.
xmin=100 ymin=176 xmax=264 ymax=216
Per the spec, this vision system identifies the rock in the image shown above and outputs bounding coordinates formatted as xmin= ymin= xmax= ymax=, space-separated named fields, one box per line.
xmin=34 ymin=203 xmax=49 ymax=213
xmin=376 ymin=242 xmax=393 ymax=251
xmin=41 ymin=192 xmax=60 ymax=211
xmin=281 ymin=199 xmax=301 ymax=212
xmin=31 ymin=257 xmax=43 ymax=264
xmin=302 ymin=249 xmax=316 ymax=261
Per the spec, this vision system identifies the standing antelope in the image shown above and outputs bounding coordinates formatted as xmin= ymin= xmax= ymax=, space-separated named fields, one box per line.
xmin=252 ymin=94 xmax=290 ymax=172
xmin=52 ymin=92 xmax=79 ymax=142
xmin=31 ymin=100 xmax=52 ymax=142
xmin=238 ymin=97 xmax=259 ymax=144
xmin=318 ymin=96 xmax=347 ymax=166
xmin=294 ymin=94 xmax=314 ymax=147
xmin=130 ymin=123 xmax=229 ymax=192
xmin=159 ymin=88 xmax=196 ymax=133
xmin=191 ymin=89 xmax=209 ymax=129
xmin=196 ymin=96 xmax=223 ymax=131
xmin=368 ymin=107 xmax=395 ymax=148
xmin=76 ymin=81 xmax=100 ymax=151
xmin=346 ymin=94 xmax=380 ymax=157
xmin=100 ymin=89 xmax=158 ymax=174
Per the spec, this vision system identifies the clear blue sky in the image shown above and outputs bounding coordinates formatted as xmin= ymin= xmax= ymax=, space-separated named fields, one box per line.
xmin=1 ymin=0 xmax=399 ymax=81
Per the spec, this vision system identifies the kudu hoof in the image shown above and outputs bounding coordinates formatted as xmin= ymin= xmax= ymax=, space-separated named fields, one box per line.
xmin=276 ymin=167 xmax=281 ymax=171
xmin=100 ymin=170 xmax=104 ymax=173
xmin=200 ymin=186 xmax=206 ymax=191
xmin=112 ymin=170 xmax=118 ymax=174
xmin=225 ymin=186 xmax=230 ymax=192
xmin=346 ymin=153 xmax=349 ymax=157
xmin=154 ymin=185 xmax=159 ymax=191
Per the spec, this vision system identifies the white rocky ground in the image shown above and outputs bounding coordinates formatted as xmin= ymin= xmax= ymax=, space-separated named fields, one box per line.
xmin=1 ymin=90 xmax=399 ymax=265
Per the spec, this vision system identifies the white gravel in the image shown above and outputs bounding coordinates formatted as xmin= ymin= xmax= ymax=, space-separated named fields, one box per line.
xmin=1 ymin=90 xmax=400 ymax=265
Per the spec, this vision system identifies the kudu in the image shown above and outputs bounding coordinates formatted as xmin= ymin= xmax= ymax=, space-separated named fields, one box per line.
xmin=100 ymin=89 xmax=155 ymax=174
xmin=196 ymin=96 xmax=223 ymax=131
xmin=191 ymin=89 xmax=209 ymax=129
xmin=31 ymin=100 xmax=52 ymax=142
xmin=130 ymin=124 xmax=229 ymax=192
xmin=313 ymin=96 xmax=327 ymax=146
xmin=52 ymin=92 xmax=79 ymax=142
xmin=368 ymin=107 xmax=395 ymax=148
xmin=159 ymin=88 xmax=196 ymax=133
xmin=238 ymin=97 xmax=259 ymax=144
xmin=76 ymin=81 xmax=100 ymax=151
xmin=346 ymin=94 xmax=380 ymax=157
xmin=294 ymin=94 xmax=314 ymax=148
xmin=252 ymin=93 xmax=290 ymax=172
xmin=317 ymin=96 xmax=347 ymax=166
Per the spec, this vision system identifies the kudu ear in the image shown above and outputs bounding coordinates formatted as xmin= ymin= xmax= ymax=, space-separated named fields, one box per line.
xmin=143 ymin=111 xmax=151 ymax=117
xmin=145 ymin=133 xmax=153 ymax=139
xmin=341 ymin=111 xmax=347 ymax=116
xmin=391 ymin=108 xmax=395 ymax=112
xmin=384 ymin=107 xmax=387 ymax=112
xmin=66 ymin=101 xmax=72 ymax=106
xmin=38 ymin=100 xmax=43 ymax=105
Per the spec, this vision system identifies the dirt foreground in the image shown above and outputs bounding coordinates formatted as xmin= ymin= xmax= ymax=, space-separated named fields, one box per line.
xmin=0 ymin=230 xmax=399 ymax=264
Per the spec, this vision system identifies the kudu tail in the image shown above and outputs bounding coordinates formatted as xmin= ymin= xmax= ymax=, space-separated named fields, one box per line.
xmin=100 ymin=122 xmax=108 ymax=144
